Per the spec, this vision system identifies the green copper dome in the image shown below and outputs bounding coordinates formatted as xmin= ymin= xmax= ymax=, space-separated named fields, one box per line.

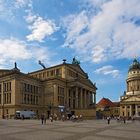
xmin=129 ymin=58 xmax=140 ymax=71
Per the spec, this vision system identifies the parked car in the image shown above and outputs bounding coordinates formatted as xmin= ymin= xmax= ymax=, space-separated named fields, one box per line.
xmin=15 ymin=111 xmax=36 ymax=119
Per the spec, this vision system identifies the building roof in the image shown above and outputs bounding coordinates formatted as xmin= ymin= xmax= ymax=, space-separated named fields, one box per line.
xmin=97 ymin=97 xmax=115 ymax=107
xmin=129 ymin=58 xmax=140 ymax=72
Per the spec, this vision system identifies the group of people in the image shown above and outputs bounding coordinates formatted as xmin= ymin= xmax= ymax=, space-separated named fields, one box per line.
xmin=40 ymin=113 xmax=83 ymax=124
xmin=40 ymin=113 xmax=60 ymax=124
xmin=70 ymin=114 xmax=83 ymax=122
xmin=106 ymin=116 xmax=126 ymax=124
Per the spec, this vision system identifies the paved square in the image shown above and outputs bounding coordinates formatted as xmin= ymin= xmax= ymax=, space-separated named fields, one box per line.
xmin=0 ymin=119 xmax=140 ymax=140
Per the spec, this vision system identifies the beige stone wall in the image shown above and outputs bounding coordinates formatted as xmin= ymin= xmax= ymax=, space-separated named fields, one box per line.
xmin=0 ymin=63 xmax=97 ymax=119
xmin=74 ymin=109 xmax=96 ymax=119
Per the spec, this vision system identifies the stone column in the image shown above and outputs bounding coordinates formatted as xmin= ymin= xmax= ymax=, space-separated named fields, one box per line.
xmin=71 ymin=90 xmax=73 ymax=109
xmin=135 ymin=105 xmax=138 ymax=116
xmin=90 ymin=92 xmax=93 ymax=104
xmin=66 ymin=88 xmax=69 ymax=108
xmin=53 ymin=84 xmax=58 ymax=107
xmin=84 ymin=90 xmax=87 ymax=109
xmin=94 ymin=93 xmax=96 ymax=104
xmin=80 ymin=88 xmax=83 ymax=109
xmin=130 ymin=105 xmax=132 ymax=117
xmin=75 ymin=87 xmax=78 ymax=108
xmin=124 ymin=106 xmax=127 ymax=116
xmin=87 ymin=91 xmax=90 ymax=108
xmin=82 ymin=89 xmax=85 ymax=108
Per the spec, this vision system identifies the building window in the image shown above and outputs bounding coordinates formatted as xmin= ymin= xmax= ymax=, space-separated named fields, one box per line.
xmin=43 ymin=72 xmax=46 ymax=78
xmin=31 ymin=95 xmax=32 ymax=104
xmin=36 ymin=96 xmax=38 ymax=105
xmin=47 ymin=71 xmax=49 ymax=77
xmin=50 ymin=70 xmax=54 ymax=76
xmin=0 ymin=94 xmax=1 ymax=104
xmin=55 ymin=69 xmax=60 ymax=75
xmin=24 ymin=94 xmax=26 ymax=104
xmin=3 ymin=82 xmax=11 ymax=92
xmin=58 ymin=87 xmax=64 ymax=106
xmin=9 ymin=93 xmax=11 ymax=103
xmin=3 ymin=93 xmax=11 ymax=104
xmin=128 ymin=112 xmax=130 ymax=116
xmin=73 ymin=99 xmax=75 ymax=109
xmin=0 ymin=84 xmax=1 ymax=92
xmin=6 ymin=109 xmax=8 ymax=114
xmin=69 ymin=99 xmax=71 ymax=107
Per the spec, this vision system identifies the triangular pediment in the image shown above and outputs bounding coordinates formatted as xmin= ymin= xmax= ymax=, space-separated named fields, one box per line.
xmin=67 ymin=64 xmax=88 ymax=77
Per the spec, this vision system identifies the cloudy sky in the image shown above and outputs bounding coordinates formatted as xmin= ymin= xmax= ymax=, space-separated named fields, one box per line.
xmin=0 ymin=0 xmax=140 ymax=102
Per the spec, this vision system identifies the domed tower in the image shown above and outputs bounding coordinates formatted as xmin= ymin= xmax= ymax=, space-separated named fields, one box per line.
xmin=127 ymin=58 xmax=140 ymax=95
xmin=120 ymin=58 xmax=140 ymax=117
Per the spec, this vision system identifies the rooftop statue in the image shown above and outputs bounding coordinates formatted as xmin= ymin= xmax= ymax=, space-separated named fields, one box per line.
xmin=72 ymin=57 xmax=80 ymax=65
xmin=38 ymin=60 xmax=46 ymax=69
xmin=12 ymin=62 xmax=20 ymax=72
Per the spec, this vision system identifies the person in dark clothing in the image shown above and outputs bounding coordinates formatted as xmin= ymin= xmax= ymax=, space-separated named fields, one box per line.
xmin=41 ymin=114 xmax=44 ymax=125
xmin=44 ymin=114 xmax=47 ymax=124
xmin=123 ymin=117 xmax=126 ymax=123
xmin=107 ymin=116 xmax=110 ymax=124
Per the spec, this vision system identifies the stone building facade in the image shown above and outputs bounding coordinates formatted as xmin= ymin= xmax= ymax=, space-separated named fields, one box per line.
xmin=96 ymin=98 xmax=120 ymax=119
xmin=0 ymin=60 xmax=97 ymax=119
xmin=120 ymin=58 xmax=140 ymax=117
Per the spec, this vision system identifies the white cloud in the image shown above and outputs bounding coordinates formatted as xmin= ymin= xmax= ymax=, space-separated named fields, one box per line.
xmin=26 ymin=15 xmax=58 ymax=42
xmin=62 ymin=0 xmax=140 ymax=63
xmin=62 ymin=11 xmax=89 ymax=47
xmin=14 ymin=0 xmax=32 ymax=8
xmin=25 ymin=14 xmax=37 ymax=23
xmin=0 ymin=38 xmax=51 ymax=67
xmin=0 ymin=0 xmax=32 ymax=20
xmin=0 ymin=38 xmax=32 ymax=63
xmin=94 ymin=65 xmax=120 ymax=78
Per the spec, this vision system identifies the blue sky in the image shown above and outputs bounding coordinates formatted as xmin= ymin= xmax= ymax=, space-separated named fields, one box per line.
xmin=0 ymin=0 xmax=140 ymax=102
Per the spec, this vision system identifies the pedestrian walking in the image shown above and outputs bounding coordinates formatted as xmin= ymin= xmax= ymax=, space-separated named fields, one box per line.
xmin=21 ymin=115 xmax=24 ymax=120
xmin=79 ymin=114 xmax=83 ymax=121
xmin=123 ymin=117 xmax=126 ymax=124
xmin=107 ymin=116 xmax=110 ymax=124
xmin=41 ymin=114 xmax=44 ymax=125
xmin=44 ymin=114 xmax=47 ymax=124
xmin=50 ymin=114 xmax=53 ymax=122
xmin=54 ymin=113 xmax=57 ymax=121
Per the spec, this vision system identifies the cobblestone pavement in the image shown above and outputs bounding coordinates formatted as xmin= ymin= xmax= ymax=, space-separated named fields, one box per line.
xmin=0 ymin=119 xmax=140 ymax=140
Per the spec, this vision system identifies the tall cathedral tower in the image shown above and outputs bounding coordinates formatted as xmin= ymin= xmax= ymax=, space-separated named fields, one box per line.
xmin=120 ymin=58 xmax=140 ymax=117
